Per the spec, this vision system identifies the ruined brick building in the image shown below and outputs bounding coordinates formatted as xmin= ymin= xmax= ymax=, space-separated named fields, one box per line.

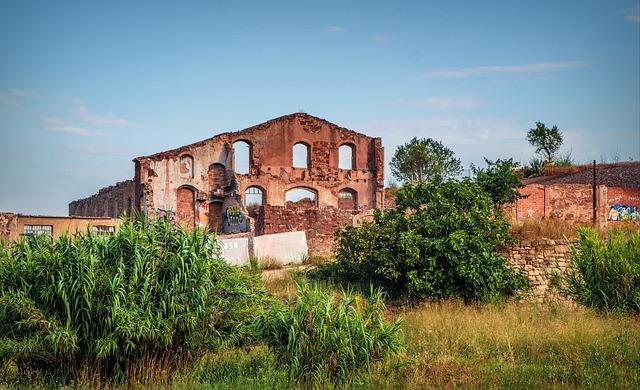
xmin=69 ymin=113 xmax=384 ymax=251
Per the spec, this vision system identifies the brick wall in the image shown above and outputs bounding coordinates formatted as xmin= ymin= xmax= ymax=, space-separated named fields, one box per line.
xmin=509 ymin=183 xmax=631 ymax=226
xmin=505 ymin=239 xmax=575 ymax=303
xmin=256 ymin=205 xmax=356 ymax=256
xmin=606 ymin=186 xmax=640 ymax=222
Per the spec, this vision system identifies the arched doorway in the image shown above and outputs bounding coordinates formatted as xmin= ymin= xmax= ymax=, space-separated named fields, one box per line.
xmin=176 ymin=186 xmax=196 ymax=229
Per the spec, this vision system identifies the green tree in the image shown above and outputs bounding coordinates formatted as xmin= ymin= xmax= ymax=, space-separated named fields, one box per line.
xmin=472 ymin=158 xmax=525 ymax=208
xmin=314 ymin=178 xmax=529 ymax=302
xmin=390 ymin=137 xmax=462 ymax=183
xmin=526 ymin=121 xmax=563 ymax=162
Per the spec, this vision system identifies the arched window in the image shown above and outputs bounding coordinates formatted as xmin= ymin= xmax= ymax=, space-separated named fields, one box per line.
xmin=292 ymin=142 xmax=310 ymax=168
xmin=285 ymin=187 xmax=318 ymax=208
xmin=338 ymin=188 xmax=358 ymax=210
xmin=179 ymin=154 xmax=194 ymax=178
xmin=245 ymin=186 xmax=265 ymax=206
xmin=339 ymin=144 xmax=355 ymax=170
xmin=233 ymin=141 xmax=251 ymax=175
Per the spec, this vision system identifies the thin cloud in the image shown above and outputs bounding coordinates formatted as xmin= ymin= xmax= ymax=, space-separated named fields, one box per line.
xmin=44 ymin=98 xmax=140 ymax=137
xmin=326 ymin=26 xmax=345 ymax=32
xmin=623 ymin=6 xmax=640 ymax=23
xmin=372 ymin=34 xmax=392 ymax=47
xmin=72 ymin=98 xmax=140 ymax=127
xmin=388 ymin=96 xmax=484 ymax=110
xmin=423 ymin=61 xmax=587 ymax=78
xmin=0 ymin=89 xmax=33 ymax=109
xmin=44 ymin=118 xmax=102 ymax=137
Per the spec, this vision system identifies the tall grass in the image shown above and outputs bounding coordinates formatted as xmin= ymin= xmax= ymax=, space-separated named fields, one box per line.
xmin=0 ymin=217 xmax=274 ymax=386
xmin=558 ymin=227 xmax=640 ymax=313
xmin=255 ymin=283 xmax=403 ymax=387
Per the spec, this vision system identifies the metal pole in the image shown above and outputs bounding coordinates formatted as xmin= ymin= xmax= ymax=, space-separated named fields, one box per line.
xmin=592 ymin=160 xmax=597 ymax=225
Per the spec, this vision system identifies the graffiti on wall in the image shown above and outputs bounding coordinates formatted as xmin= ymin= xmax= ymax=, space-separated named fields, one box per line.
xmin=156 ymin=208 xmax=176 ymax=224
xmin=608 ymin=204 xmax=639 ymax=221
xmin=224 ymin=207 xmax=245 ymax=225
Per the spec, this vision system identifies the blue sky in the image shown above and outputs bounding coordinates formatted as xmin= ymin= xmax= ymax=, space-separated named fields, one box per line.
xmin=1 ymin=0 xmax=639 ymax=215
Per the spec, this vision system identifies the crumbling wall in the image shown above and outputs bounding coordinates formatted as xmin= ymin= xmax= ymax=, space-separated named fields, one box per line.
xmin=69 ymin=180 xmax=137 ymax=218
xmin=0 ymin=212 xmax=18 ymax=242
xmin=256 ymin=205 xmax=356 ymax=256
xmin=505 ymin=239 xmax=575 ymax=303
xmin=69 ymin=113 xmax=385 ymax=235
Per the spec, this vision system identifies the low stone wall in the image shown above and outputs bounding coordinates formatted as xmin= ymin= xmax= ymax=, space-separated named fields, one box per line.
xmin=505 ymin=239 xmax=575 ymax=303
xmin=255 ymin=205 xmax=356 ymax=256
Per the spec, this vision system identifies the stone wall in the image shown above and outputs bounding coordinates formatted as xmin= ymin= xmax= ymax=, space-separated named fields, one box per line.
xmin=255 ymin=205 xmax=356 ymax=256
xmin=505 ymin=239 xmax=575 ymax=303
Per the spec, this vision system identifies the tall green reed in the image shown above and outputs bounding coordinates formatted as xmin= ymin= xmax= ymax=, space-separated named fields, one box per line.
xmin=0 ymin=216 xmax=274 ymax=385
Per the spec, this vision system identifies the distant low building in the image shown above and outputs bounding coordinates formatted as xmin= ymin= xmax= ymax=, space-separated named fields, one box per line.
xmin=508 ymin=162 xmax=640 ymax=225
xmin=0 ymin=213 xmax=120 ymax=242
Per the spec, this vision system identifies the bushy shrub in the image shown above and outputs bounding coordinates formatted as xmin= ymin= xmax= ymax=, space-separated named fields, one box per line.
xmin=314 ymin=178 xmax=529 ymax=302
xmin=255 ymin=283 xmax=403 ymax=386
xmin=0 ymin=217 xmax=274 ymax=384
xmin=559 ymin=227 xmax=640 ymax=313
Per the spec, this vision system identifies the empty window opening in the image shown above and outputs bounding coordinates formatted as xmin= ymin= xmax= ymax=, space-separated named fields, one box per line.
xmin=22 ymin=225 xmax=53 ymax=237
xmin=339 ymin=144 xmax=355 ymax=170
xmin=338 ymin=188 xmax=358 ymax=210
xmin=233 ymin=141 xmax=251 ymax=174
xmin=92 ymin=225 xmax=116 ymax=236
xmin=179 ymin=154 xmax=194 ymax=178
xmin=292 ymin=142 xmax=310 ymax=168
xmin=285 ymin=187 xmax=318 ymax=207
xmin=245 ymin=186 xmax=265 ymax=206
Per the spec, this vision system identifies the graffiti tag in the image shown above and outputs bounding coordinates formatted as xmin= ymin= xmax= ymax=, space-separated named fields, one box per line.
xmin=608 ymin=204 xmax=639 ymax=221
xmin=156 ymin=208 xmax=176 ymax=223
xmin=224 ymin=206 xmax=245 ymax=226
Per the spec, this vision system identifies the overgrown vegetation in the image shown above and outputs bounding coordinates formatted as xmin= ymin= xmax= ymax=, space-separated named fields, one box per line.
xmin=313 ymin=178 xmax=530 ymax=302
xmin=0 ymin=217 xmax=274 ymax=385
xmin=171 ymin=300 xmax=640 ymax=389
xmin=255 ymin=283 xmax=403 ymax=386
xmin=555 ymin=227 xmax=640 ymax=313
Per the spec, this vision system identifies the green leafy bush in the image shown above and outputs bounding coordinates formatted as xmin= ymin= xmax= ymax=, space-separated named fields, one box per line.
xmin=0 ymin=217 xmax=274 ymax=384
xmin=314 ymin=178 xmax=529 ymax=302
xmin=559 ymin=227 xmax=640 ymax=313
xmin=255 ymin=283 xmax=403 ymax=386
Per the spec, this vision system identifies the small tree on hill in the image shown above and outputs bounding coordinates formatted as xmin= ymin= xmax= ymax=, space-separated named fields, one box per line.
xmin=526 ymin=121 xmax=563 ymax=163
xmin=390 ymin=137 xmax=462 ymax=183
xmin=472 ymin=158 xmax=525 ymax=208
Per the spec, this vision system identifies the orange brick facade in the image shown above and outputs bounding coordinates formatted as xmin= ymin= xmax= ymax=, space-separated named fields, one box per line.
xmin=508 ymin=184 xmax=639 ymax=226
